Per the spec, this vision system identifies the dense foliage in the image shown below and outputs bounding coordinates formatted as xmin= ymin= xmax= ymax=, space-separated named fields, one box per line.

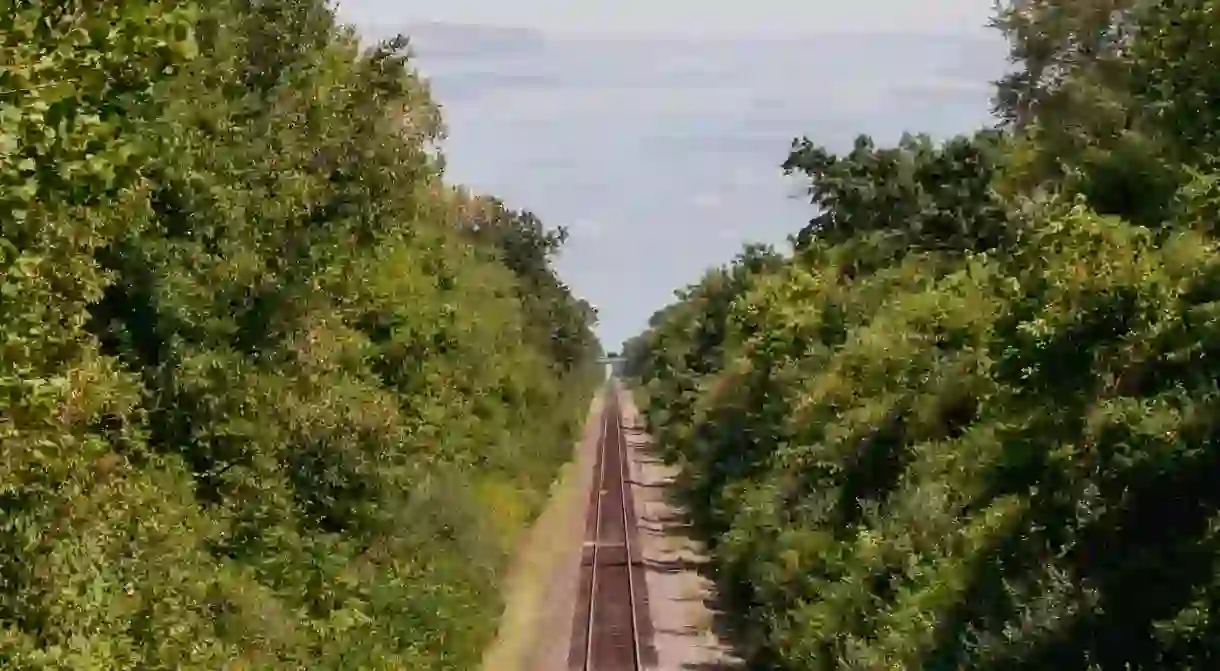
xmin=625 ymin=1 xmax=1220 ymax=668
xmin=1 ymin=1 xmax=598 ymax=668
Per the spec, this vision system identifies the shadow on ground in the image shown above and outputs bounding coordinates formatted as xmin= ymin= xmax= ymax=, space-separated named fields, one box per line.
xmin=625 ymin=422 xmax=747 ymax=670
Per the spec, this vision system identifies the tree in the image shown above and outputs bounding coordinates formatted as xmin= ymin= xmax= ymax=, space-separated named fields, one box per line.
xmin=991 ymin=0 xmax=1139 ymax=127
xmin=782 ymin=131 xmax=1012 ymax=253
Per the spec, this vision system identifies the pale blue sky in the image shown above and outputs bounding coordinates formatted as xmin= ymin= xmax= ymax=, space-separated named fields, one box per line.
xmin=333 ymin=2 xmax=1007 ymax=350
xmin=335 ymin=0 xmax=995 ymax=36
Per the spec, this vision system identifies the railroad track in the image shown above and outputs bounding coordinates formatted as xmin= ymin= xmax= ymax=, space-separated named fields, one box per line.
xmin=568 ymin=383 xmax=656 ymax=671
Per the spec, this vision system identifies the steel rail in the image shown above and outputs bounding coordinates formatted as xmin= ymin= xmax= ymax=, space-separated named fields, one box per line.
xmin=612 ymin=389 xmax=645 ymax=669
xmin=578 ymin=385 xmax=646 ymax=670
xmin=581 ymin=398 xmax=608 ymax=668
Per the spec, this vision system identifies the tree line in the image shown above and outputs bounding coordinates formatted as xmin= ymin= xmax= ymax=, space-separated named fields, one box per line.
xmin=1 ymin=1 xmax=599 ymax=668
xmin=623 ymin=1 xmax=1220 ymax=668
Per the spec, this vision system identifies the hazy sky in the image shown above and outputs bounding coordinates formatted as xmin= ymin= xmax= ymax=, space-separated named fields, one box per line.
xmin=334 ymin=0 xmax=995 ymax=36
xmin=333 ymin=2 xmax=1007 ymax=349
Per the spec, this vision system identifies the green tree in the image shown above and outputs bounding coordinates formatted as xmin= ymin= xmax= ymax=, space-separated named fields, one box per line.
xmin=1 ymin=1 xmax=599 ymax=667
xmin=782 ymin=131 xmax=1013 ymax=253
xmin=627 ymin=2 xmax=1220 ymax=669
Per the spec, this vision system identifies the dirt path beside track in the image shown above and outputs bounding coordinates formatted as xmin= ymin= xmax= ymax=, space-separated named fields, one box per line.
xmin=617 ymin=384 xmax=741 ymax=670
xmin=479 ymin=395 xmax=603 ymax=671
xmin=481 ymin=382 xmax=740 ymax=671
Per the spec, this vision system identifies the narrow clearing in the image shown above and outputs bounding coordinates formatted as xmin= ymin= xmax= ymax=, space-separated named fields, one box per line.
xmin=617 ymin=384 xmax=741 ymax=670
xmin=568 ymin=386 xmax=657 ymax=669
xmin=482 ymin=382 xmax=739 ymax=671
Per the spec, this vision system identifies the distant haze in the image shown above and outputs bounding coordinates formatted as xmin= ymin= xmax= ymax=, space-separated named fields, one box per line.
xmin=335 ymin=0 xmax=995 ymax=37
xmin=336 ymin=9 xmax=1009 ymax=348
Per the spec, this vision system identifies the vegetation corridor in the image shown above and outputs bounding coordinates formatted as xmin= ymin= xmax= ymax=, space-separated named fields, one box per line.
xmin=10 ymin=1 xmax=1220 ymax=670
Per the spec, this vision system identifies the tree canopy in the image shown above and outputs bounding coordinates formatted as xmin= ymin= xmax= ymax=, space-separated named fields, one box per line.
xmin=625 ymin=1 xmax=1220 ymax=668
xmin=1 ymin=1 xmax=598 ymax=667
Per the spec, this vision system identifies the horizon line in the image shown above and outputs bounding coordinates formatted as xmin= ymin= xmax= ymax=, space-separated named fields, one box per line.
xmin=347 ymin=19 xmax=1001 ymax=42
